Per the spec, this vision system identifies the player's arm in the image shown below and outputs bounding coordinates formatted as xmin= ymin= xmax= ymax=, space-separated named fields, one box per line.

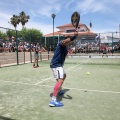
xmin=62 ymin=31 xmax=78 ymax=46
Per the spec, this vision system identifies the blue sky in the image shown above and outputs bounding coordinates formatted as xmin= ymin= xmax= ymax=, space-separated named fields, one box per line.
xmin=0 ymin=0 xmax=120 ymax=35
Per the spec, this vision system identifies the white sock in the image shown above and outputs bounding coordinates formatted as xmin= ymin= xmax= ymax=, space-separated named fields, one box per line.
xmin=52 ymin=96 xmax=56 ymax=101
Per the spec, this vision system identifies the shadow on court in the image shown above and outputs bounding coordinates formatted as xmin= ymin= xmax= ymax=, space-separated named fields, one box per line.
xmin=0 ymin=116 xmax=15 ymax=120
xmin=50 ymin=89 xmax=72 ymax=101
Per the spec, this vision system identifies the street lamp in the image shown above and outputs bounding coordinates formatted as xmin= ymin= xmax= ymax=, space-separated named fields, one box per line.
xmin=51 ymin=13 xmax=56 ymax=50
xmin=119 ymin=24 xmax=120 ymax=37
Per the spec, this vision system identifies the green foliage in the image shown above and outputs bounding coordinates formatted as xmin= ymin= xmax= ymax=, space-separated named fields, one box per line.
xmin=0 ymin=31 xmax=7 ymax=40
xmin=18 ymin=28 xmax=43 ymax=42
xmin=0 ymin=28 xmax=43 ymax=42
xmin=6 ymin=30 xmax=16 ymax=38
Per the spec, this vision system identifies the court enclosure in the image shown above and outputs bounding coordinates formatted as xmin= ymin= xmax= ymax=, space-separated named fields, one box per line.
xmin=0 ymin=57 xmax=120 ymax=120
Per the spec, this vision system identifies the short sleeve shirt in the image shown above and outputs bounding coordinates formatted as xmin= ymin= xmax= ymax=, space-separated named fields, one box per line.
xmin=50 ymin=42 xmax=68 ymax=68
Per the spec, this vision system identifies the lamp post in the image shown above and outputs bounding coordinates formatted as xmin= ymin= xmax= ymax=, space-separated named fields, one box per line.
xmin=119 ymin=24 xmax=120 ymax=37
xmin=51 ymin=13 xmax=56 ymax=50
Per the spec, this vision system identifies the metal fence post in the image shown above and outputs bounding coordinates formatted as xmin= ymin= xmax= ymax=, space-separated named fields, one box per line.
xmin=16 ymin=30 xmax=19 ymax=65
xmin=48 ymin=38 xmax=49 ymax=60
xmin=112 ymin=32 xmax=113 ymax=54
xmin=30 ymin=34 xmax=32 ymax=63
xmin=99 ymin=33 xmax=100 ymax=54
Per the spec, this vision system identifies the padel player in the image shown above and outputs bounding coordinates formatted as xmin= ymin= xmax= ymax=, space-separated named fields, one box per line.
xmin=49 ymin=30 xmax=78 ymax=107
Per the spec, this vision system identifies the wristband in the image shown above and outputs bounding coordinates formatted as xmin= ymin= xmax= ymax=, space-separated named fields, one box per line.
xmin=70 ymin=36 xmax=77 ymax=41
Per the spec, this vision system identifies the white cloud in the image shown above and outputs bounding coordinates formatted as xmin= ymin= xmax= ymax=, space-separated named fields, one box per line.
xmin=65 ymin=0 xmax=74 ymax=9
xmin=17 ymin=0 xmax=26 ymax=3
xmin=76 ymin=0 xmax=109 ymax=15
xmin=21 ymin=0 xmax=61 ymax=18
xmin=37 ymin=5 xmax=52 ymax=18
xmin=0 ymin=12 xmax=11 ymax=20
xmin=54 ymin=4 xmax=61 ymax=12
xmin=29 ymin=10 xmax=37 ymax=17
xmin=0 ymin=0 xmax=120 ymax=35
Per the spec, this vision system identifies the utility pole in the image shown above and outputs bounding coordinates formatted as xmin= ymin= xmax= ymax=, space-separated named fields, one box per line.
xmin=119 ymin=24 xmax=120 ymax=37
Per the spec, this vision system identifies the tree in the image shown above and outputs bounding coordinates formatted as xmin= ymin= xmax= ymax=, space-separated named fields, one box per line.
xmin=10 ymin=15 xmax=20 ymax=30
xmin=18 ymin=28 xmax=43 ymax=42
xmin=0 ymin=31 xmax=7 ymax=41
xmin=19 ymin=11 xmax=30 ymax=29
xmin=6 ymin=30 xmax=16 ymax=41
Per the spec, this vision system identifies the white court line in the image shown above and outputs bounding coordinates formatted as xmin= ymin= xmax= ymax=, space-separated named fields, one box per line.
xmin=0 ymin=59 xmax=90 ymax=88
xmin=66 ymin=64 xmax=80 ymax=71
xmin=0 ymin=80 xmax=120 ymax=94
xmin=63 ymin=87 xmax=120 ymax=94
xmin=0 ymin=80 xmax=35 ymax=86
xmin=1 ymin=59 xmax=119 ymax=94
xmin=35 ymin=77 xmax=52 ymax=85
xmin=66 ymin=59 xmax=90 ymax=71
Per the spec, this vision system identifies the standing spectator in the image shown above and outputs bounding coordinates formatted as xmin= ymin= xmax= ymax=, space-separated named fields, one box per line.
xmin=33 ymin=43 xmax=40 ymax=68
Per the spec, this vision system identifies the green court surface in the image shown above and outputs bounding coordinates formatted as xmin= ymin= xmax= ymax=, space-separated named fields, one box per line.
xmin=0 ymin=58 xmax=120 ymax=120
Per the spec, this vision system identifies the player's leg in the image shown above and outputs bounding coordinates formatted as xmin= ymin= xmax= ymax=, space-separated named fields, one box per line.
xmin=58 ymin=73 xmax=66 ymax=96
xmin=56 ymin=69 xmax=66 ymax=95
xmin=33 ymin=53 xmax=36 ymax=67
xmin=33 ymin=59 xmax=37 ymax=68
xmin=49 ymin=67 xmax=65 ymax=107
xmin=36 ymin=54 xmax=39 ymax=67
xmin=33 ymin=59 xmax=36 ymax=67
xmin=49 ymin=79 xmax=64 ymax=107
xmin=52 ymin=67 xmax=65 ymax=97
xmin=36 ymin=58 xmax=39 ymax=67
xmin=53 ymin=78 xmax=64 ymax=97
xmin=63 ymin=73 xmax=66 ymax=80
xmin=102 ymin=53 xmax=104 ymax=58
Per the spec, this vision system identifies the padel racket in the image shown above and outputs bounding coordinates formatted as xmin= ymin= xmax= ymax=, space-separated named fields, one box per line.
xmin=71 ymin=11 xmax=80 ymax=29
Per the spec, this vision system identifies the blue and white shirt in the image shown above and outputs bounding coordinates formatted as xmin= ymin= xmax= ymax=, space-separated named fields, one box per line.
xmin=50 ymin=41 xmax=68 ymax=68
xmin=34 ymin=45 xmax=39 ymax=54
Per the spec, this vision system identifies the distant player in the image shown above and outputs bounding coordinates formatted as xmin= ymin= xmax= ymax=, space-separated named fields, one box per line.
xmin=49 ymin=30 xmax=78 ymax=107
xmin=33 ymin=43 xmax=40 ymax=68
xmin=102 ymin=47 xmax=108 ymax=58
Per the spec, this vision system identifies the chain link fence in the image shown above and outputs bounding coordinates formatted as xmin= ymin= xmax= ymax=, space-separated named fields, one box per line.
xmin=0 ymin=27 xmax=120 ymax=67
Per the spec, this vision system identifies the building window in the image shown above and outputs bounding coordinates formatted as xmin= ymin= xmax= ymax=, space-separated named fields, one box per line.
xmin=66 ymin=29 xmax=75 ymax=33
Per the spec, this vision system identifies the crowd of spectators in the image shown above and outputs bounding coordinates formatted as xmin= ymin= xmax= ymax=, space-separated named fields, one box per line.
xmin=0 ymin=41 xmax=47 ymax=53
xmin=68 ymin=41 xmax=120 ymax=54
xmin=0 ymin=40 xmax=120 ymax=54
